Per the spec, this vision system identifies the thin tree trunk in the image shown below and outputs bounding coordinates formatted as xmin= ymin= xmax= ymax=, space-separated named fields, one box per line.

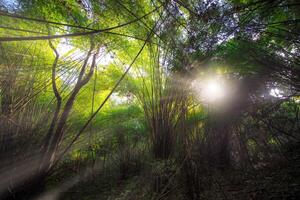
xmin=40 ymin=40 xmax=99 ymax=173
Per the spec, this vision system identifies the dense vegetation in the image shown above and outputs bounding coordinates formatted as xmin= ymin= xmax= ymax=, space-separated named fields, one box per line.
xmin=0 ymin=0 xmax=299 ymax=199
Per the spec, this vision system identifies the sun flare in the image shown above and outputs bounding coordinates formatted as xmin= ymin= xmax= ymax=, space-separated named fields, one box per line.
xmin=192 ymin=77 xmax=227 ymax=103
xmin=202 ymin=79 xmax=225 ymax=102
xmin=203 ymin=79 xmax=225 ymax=101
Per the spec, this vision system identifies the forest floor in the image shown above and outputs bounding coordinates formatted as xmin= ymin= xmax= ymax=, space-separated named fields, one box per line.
xmin=46 ymin=144 xmax=300 ymax=200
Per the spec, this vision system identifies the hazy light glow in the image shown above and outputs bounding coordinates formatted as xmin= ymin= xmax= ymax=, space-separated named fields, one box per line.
xmin=111 ymin=93 xmax=129 ymax=105
xmin=57 ymin=41 xmax=113 ymax=66
xmin=269 ymin=88 xmax=284 ymax=98
xmin=202 ymin=79 xmax=225 ymax=102
xmin=57 ymin=41 xmax=74 ymax=56
xmin=192 ymin=76 xmax=227 ymax=104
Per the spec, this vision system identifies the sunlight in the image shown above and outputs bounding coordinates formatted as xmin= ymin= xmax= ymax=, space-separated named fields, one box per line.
xmin=202 ymin=79 xmax=225 ymax=102
xmin=1 ymin=0 xmax=299 ymax=199
xmin=269 ymin=87 xmax=284 ymax=98
xmin=96 ymin=47 xmax=114 ymax=66
xmin=56 ymin=41 xmax=115 ymax=86
xmin=192 ymin=76 xmax=227 ymax=104
xmin=57 ymin=41 xmax=113 ymax=66
xmin=111 ymin=93 xmax=130 ymax=105
xmin=1 ymin=0 xmax=18 ymax=11
xmin=57 ymin=40 xmax=74 ymax=56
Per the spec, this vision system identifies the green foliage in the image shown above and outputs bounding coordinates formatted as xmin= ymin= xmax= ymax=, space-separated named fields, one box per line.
xmin=0 ymin=0 xmax=299 ymax=199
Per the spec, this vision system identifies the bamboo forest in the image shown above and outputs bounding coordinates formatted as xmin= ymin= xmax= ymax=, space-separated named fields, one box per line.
xmin=0 ymin=0 xmax=299 ymax=199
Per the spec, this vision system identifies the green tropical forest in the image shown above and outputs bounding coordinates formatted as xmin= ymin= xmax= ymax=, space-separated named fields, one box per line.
xmin=0 ymin=0 xmax=299 ymax=199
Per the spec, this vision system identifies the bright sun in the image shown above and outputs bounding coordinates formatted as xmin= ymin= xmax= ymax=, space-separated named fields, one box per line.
xmin=202 ymin=79 xmax=225 ymax=102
